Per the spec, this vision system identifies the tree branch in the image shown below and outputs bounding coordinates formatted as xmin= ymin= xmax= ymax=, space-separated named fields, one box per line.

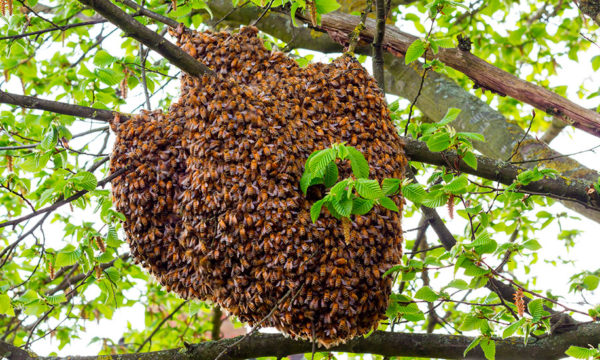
xmin=77 ymin=0 xmax=214 ymax=77
xmin=304 ymin=11 xmax=600 ymax=139
xmin=3 ymin=324 xmax=600 ymax=360
xmin=0 ymin=90 xmax=124 ymax=122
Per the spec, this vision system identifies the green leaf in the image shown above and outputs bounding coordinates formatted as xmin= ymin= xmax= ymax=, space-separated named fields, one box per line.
xmin=379 ymin=197 xmax=399 ymax=212
xmin=527 ymin=298 xmax=544 ymax=322
xmin=592 ymin=55 xmax=600 ymax=72
xmin=382 ymin=178 xmax=401 ymax=195
xmin=445 ymin=175 xmax=468 ymax=193
xmin=351 ymin=198 xmax=374 ymax=215
xmin=446 ymin=279 xmax=469 ymax=290
xmin=310 ymin=199 xmax=325 ymax=223
xmin=421 ymin=191 xmax=448 ymax=208
xmin=314 ymin=0 xmax=340 ymax=14
xmin=72 ymin=171 xmax=98 ymax=191
xmin=93 ymin=50 xmax=117 ymax=67
xmin=439 ymin=108 xmax=461 ymax=125
xmin=405 ymin=39 xmax=426 ymax=64
xmin=473 ymin=231 xmax=497 ymax=254
xmin=45 ymin=293 xmax=67 ymax=305
xmin=426 ymin=132 xmax=451 ymax=152
xmin=463 ymin=336 xmax=481 ymax=356
xmin=522 ymin=239 xmax=542 ymax=251
xmin=308 ymin=148 xmax=336 ymax=176
xmin=414 ymin=286 xmax=439 ymax=302
xmin=355 ymin=179 xmax=384 ymax=200
xmin=332 ymin=197 xmax=353 ymax=217
xmin=402 ymin=183 xmax=427 ymax=204
xmin=565 ymin=346 xmax=598 ymax=359
xmin=502 ymin=318 xmax=525 ymax=339
xmin=480 ymin=338 xmax=496 ymax=360
xmin=106 ymin=226 xmax=121 ymax=248
xmin=346 ymin=146 xmax=369 ymax=179
xmin=463 ymin=151 xmax=478 ymax=170
xmin=300 ymin=171 xmax=313 ymax=195
xmin=323 ymin=161 xmax=339 ymax=188
xmin=457 ymin=132 xmax=486 ymax=142
xmin=583 ymin=275 xmax=600 ymax=291
xmin=0 ymin=294 xmax=14 ymax=316
xmin=40 ymin=126 xmax=58 ymax=150
xmin=55 ymin=248 xmax=82 ymax=268
xmin=95 ymin=68 xmax=121 ymax=86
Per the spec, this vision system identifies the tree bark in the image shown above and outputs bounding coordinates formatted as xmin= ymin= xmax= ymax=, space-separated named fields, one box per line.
xmin=2 ymin=323 xmax=600 ymax=360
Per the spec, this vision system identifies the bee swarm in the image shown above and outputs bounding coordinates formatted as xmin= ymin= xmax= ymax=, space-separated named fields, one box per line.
xmin=110 ymin=26 xmax=406 ymax=346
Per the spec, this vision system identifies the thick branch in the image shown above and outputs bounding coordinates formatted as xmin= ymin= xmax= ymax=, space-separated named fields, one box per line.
xmin=76 ymin=0 xmax=214 ymax=77
xmin=401 ymin=136 xmax=600 ymax=212
xmin=304 ymin=11 xmax=600 ymax=139
xmin=0 ymin=91 xmax=124 ymax=122
xmin=2 ymin=324 xmax=600 ymax=360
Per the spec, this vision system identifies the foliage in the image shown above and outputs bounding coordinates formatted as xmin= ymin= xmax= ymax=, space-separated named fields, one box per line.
xmin=0 ymin=0 xmax=598 ymax=358
xmin=300 ymin=143 xmax=401 ymax=224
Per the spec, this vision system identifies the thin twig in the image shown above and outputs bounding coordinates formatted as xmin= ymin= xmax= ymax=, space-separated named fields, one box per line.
xmin=507 ymin=111 xmax=535 ymax=162
xmin=251 ymin=0 xmax=276 ymax=26
xmin=139 ymin=43 xmax=152 ymax=110
xmin=346 ymin=0 xmax=372 ymax=55
xmin=212 ymin=0 xmax=251 ymax=27
xmin=136 ymin=300 xmax=188 ymax=352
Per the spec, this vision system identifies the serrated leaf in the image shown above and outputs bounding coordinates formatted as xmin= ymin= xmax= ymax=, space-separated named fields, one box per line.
xmin=40 ymin=126 xmax=58 ymax=150
xmin=346 ymin=147 xmax=369 ymax=179
xmin=310 ymin=199 xmax=325 ymax=223
xmin=414 ymin=286 xmax=439 ymax=302
xmin=421 ymin=191 xmax=449 ymax=208
xmin=405 ymin=38 xmax=425 ymax=64
xmin=55 ymin=248 xmax=82 ymax=268
xmin=433 ymin=37 xmax=455 ymax=48
xmin=379 ymin=197 xmax=399 ymax=212
xmin=402 ymin=183 xmax=427 ymax=204
xmin=463 ymin=336 xmax=481 ymax=356
xmin=300 ymin=171 xmax=313 ymax=195
xmin=323 ymin=161 xmax=339 ymax=188
xmin=382 ymin=178 xmax=401 ymax=195
xmin=308 ymin=149 xmax=336 ymax=176
xmin=473 ymin=231 xmax=497 ymax=254
xmin=502 ymin=318 xmax=525 ymax=339
xmin=439 ymin=108 xmax=461 ymax=125
xmin=93 ymin=50 xmax=117 ymax=67
xmin=480 ymin=338 xmax=496 ymax=360
xmin=106 ymin=226 xmax=121 ymax=247
xmin=45 ymin=293 xmax=67 ymax=305
xmin=457 ymin=132 xmax=486 ymax=142
xmin=332 ymin=197 xmax=352 ymax=217
xmin=446 ymin=279 xmax=469 ymax=290
xmin=72 ymin=171 xmax=97 ymax=191
xmin=426 ymin=132 xmax=451 ymax=152
xmin=103 ymin=267 xmax=120 ymax=283
xmin=463 ymin=150 xmax=478 ymax=170
xmin=351 ymin=198 xmax=374 ymax=215
xmin=15 ymin=290 xmax=39 ymax=305
xmin=0 ymin=294 xmax=14 ymax=316
xmin=382 ymin=264 xmax=403 ymax=278
xmin=565 ymin=346 xmax=598 ymax=359
xmin=96 ymin=68 xmax=121 ymax=86
xmin=527 ymin=298 xmax=544 ymax=322
xmin=445 ymin=175 xmax=468 ymax=193
xmin=355 ymin=179 xmax=384 ymax=200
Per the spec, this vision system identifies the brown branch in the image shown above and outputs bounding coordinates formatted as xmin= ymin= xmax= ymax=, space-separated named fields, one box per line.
xmin=211 ymin=306 xmax=223 ymax=340
xmin=77 ymin=0 xmax=214 ymax=77
xmin=114 ymin=0 xmax=179 ymax=27
xmin=294 ymin=11 xmax=600 ymax=139
xmin=3 ymin=324 xmax=600 ymax=360
xmin=0 ymin=19 xmax=107 ymax=41
xmin=401 ymin=136 xmax=600 ymax=212
xmin=372 ymin=0 xmax=386 ymax=91
xmin=0 ymin=90 xmax=125 ymax=122
xmin=0 ymin=167 xmax=125 ymax=229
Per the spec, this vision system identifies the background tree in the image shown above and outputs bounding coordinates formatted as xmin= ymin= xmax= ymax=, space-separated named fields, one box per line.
xmin=0 ymin=0 xmax=599 ymax=359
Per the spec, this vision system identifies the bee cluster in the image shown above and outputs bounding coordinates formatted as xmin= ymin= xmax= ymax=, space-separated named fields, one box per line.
xmin=110 ymin=26 xmax=406 ymax=346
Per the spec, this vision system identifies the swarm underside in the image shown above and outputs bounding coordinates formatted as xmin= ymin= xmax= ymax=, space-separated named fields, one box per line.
xmin=110 ymin=26 xmax=406 ymax=346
